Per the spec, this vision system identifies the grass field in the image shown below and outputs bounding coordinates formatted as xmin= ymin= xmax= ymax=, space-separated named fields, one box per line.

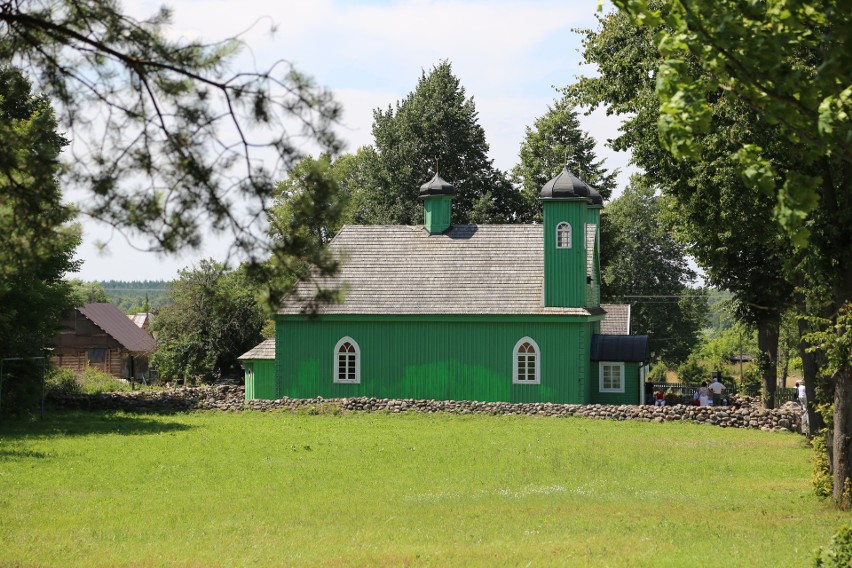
xmin=0 ymin=409 xmax=845 ymax=567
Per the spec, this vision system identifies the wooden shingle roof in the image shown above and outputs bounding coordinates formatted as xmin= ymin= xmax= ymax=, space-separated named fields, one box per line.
xmin=599 ymin=304 xmax=631 ymax=335
xmin=278 ymin=225 xmax=601 ymax=317
xmin=238 ymin=338 xmax=275 ymax=360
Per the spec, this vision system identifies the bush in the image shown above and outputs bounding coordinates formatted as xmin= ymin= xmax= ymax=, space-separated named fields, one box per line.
xmin=813 ymin=525 xmax=852 ymax=567
xmin=812 ymin=428 xmax=832 ymax=500
xmin=740 ymin=365 xmax=762 ymax=396
xmin=677 ymin=355 xmax=707 ymax=386
xmin=45 ymin=367 xmax=81 ymax=395
xmin=647 ymin=361 xmax=669 ymax=383
xmin=78 ymin=367 xmax=133 ymax=394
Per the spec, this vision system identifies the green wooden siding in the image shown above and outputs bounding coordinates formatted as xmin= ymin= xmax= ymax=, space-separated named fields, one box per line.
xmin=243 ymin=360 xmax=277 ymax=400
xmin=585 ymin=207 xmax=601 ymax=307
xmin=423 ymin=195 xmax=453 ymax=234
xmin=542 ymin=199 xmax=588 ymax=307
xmin=590 ymin=361 xmax=643 ymax=405
xmin=274 ymin=316 xmax=595 ymax=404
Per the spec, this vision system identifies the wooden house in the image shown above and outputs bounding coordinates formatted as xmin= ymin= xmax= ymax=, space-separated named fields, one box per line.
xmin=242 ymin=168 xmax=649 ymax=404
xmin=52 ymin=303 xmax=157 ymax=381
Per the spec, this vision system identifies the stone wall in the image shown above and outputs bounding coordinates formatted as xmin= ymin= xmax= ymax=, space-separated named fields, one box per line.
xmin=49 ymin=386 xmax=805 ymax=434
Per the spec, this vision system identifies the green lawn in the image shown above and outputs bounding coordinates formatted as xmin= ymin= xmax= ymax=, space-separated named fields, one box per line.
xmin=0 ymin=410 xmax=844 ymax=567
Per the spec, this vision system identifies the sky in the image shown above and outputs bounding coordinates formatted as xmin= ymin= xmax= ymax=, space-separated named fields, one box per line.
xmin=72 ymin=0 xmax=635 ymax=282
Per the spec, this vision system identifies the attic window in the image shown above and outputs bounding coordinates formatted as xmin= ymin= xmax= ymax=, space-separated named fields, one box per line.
xmin=556 ymin=222 xmax=572 ymax=249
xmin=513 ymin=337 xmax=540 ymax=384
xmin=334 ymin=337 xmax=360 ymax=384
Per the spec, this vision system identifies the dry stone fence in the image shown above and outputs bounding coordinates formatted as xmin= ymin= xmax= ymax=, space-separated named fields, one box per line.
xmin=49 ymin=386 xmax=805 ymax=434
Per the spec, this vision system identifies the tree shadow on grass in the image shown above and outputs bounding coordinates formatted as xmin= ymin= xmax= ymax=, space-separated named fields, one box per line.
xmin=0 ymin=411 xmax=195 ymax=442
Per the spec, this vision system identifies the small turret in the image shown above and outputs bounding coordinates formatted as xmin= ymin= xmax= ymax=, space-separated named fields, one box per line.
xmin=420 ymin=173 xmax=456 ymax=234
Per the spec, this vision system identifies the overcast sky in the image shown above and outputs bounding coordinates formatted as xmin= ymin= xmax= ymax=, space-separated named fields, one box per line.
xmin=72 ymin=0 xmax=634 ymax=282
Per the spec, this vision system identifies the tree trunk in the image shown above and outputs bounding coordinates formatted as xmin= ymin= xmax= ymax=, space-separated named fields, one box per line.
xmin=833 ymin=368 xmax=852 ymax=508
xmin=798 ymin=314 xmax=825 ymax=433
xmin=757 ymin=316 xmax=779 ymax=409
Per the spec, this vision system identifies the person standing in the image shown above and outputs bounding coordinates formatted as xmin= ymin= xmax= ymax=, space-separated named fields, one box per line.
xmin=698 ymin=381 xmax=710 ymax=407
xmin=796 ymin=381 xmax=807 ymax=410
xmin=709 ymin=376 xmax=726 ymax=407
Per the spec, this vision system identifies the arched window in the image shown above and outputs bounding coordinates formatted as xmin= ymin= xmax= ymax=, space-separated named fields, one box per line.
xmin=556 ymin=222 xmax=572 ymax=249
xmin=513 ymin=337 xmax=540 ymax=384
xmin=333 ymin=336 xmax=360 ymax=384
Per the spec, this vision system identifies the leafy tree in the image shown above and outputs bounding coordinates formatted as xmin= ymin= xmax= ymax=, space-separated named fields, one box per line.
xmin=1 ymin=1 xmax=343 ymax=300
xmin=607 ymin=0 xmax=852 ymax=506
xmin=67 ymin=280 xmax=109 ymax=305
xmin=0 ymin=66 xmax=80 ymax=410
xmin=601 ymin=176 xmax=708 ymax=364
xmin=572 ymin=4 xmax=798 ymax=408
xmin=349 ymin=61 xmax=522 ymax=225
xmin=151 ymin=260 xmax=264 ymax=384
xmin=511 ymin=94 xmax=619 ymax=221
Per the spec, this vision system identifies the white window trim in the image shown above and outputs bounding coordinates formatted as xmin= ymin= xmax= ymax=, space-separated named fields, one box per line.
xmin=333 ymin=336 xmax=361 ymax=384
xmin=512 ymin=337 xmax=541 ymax=385
xmin=555 ymin=222 xmax=572 ymax=249
xmin=599 ymin=362 xmax=625 ymax=393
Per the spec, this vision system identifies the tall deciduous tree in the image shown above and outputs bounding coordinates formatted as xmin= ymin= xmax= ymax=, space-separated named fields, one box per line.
xmin=607 ymin=0 xmax=852 ymax=506
xmin=512 ymin=95 xmax=618 ymax=221
xmin=349 ymin=61 xmax=522 ymax=225
xmin=0 ymin=66 xmax=80 ymax=409
xmin=151 ymin=260 xmax=264 ymax=384
xmin=602 ymin=176 xmax=708 ymax=364
xmin=1 ymin=1 xmax=343 ymax=300
xmin=572 ymin=5 xmax=797 ymax=408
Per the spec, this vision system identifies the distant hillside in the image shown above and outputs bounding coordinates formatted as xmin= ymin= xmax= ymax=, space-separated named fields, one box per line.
xmin=99 ymin=280 xmax=172 ymax=314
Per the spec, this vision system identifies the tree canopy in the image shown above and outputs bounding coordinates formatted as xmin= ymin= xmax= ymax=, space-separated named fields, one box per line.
xmin=511 ymin=94 xmax=618 ymax=221
xmin=151 ymin=260 xmax=264 ymax=384
xmin=601 ymin=176 xmax=708 ymax=364
xmin=1 ymin=0 xmax=344 ymax=300
xmin=346 ymin=61 xmax=522 ymax=225
xmin=0 ymin=66 xmax=80 ymax=410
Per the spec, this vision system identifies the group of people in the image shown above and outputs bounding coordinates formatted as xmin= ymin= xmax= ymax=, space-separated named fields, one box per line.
xmin=692 ymin=378 xmax=727 ymax=407
xmin=645 ymin=377 xmax=727 ymax=407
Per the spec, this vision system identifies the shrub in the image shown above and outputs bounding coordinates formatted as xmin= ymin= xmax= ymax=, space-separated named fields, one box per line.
xmin=647 ymin=361 xmax=669 ymax=383
xmin=677 ymin=355 xmax=707 ymax=386
xmin=45 ymin=367 xmax=81 ymax=395
xmin=811 ymin=428 xmax=832 ymax=500
xmin=78 ymin=367 xmax=133 ymax=394
xmin=740 ymin=365 xmax=762 ymax=396
xmin=813 ymin=525 xmax=852 ymax=567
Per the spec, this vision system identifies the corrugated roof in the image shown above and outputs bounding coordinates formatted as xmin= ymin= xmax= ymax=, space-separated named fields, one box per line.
xmin=590 ymin=334 xmax=648 ymax=362
xmin=600 ymin=304 xmax=630 ymax=335
xmin=238 ymin=338 xmax=275 ymax=360
xmin=278 ymin=224 xmax=602 ymax=317
xmin=78 ymin=303 xmax=157 ymax=353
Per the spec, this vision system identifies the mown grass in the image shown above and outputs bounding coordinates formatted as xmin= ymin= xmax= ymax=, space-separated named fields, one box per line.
xmin=0 ymin=410 xmax=844 ymax=567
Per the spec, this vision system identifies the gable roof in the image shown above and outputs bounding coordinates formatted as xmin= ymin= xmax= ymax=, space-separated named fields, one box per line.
xmin=238 ymin=338 xmax=275 ymax=361
xmin=278 ymin=225 xmax=602 ymax=317
xmin=600 ymin=304 xmax=630 ymax=335
xmin=590 ymin=334 xmax=648 ymax=362
xmin=78 ymin=303 xmax=157 ymax=353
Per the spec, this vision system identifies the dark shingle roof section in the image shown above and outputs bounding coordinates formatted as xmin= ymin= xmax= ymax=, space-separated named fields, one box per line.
xmin=79 ymin=303 xmax=157 ymax=353
xmin=238 ymin=338 xmax=275 ymax=360
xmin=278 ymin=224 xmax=600 ymax=316
xmin=600 ymin=304 xmax=630 ymax=335
xmin=539 ymin=166 xmax=595 ymax=200
xmin=590 ymin=334 xmax=649 ymax=362
xmin=419 ymin=173 xmax=456 ymax=196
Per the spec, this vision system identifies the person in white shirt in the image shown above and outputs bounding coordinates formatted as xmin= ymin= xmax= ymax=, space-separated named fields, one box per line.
xmin=708 ymin=377 xmax=726 ymax=406
xmin=796 ymin=381 xmax=807 ymax=410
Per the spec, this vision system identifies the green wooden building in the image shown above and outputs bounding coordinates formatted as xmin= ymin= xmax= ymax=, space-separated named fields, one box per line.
xmin=240 ymin=167 xmax=649 ymax=405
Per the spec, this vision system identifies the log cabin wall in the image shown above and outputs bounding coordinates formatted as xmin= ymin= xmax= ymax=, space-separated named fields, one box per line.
xmin=53 ymin=310 xmax=134 ymax=379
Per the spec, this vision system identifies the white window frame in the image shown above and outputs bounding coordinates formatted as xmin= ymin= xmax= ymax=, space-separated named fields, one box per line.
xmin=512 ymin=337 xmax=541 ymax=385
xmin=555 ymin=222 xmax=572 ymax=249
xmin=599 ymin=362 xmax=625 ymax=393
xmin=333 ymin=336 xmax=361 ymax=384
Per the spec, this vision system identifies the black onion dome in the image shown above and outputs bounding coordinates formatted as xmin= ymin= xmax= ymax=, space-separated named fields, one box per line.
xmin=419 ymin=172 xmax=457 ymax=196
xmin=588 ymin=185 xmax=603 ymax=206
xmin=539 ymin=166 xmax=594 ymax=199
